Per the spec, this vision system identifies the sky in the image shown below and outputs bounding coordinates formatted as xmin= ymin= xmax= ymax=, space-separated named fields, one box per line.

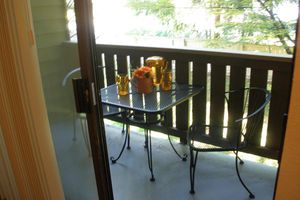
xmin=91 ymin=0 xmax=298 ymax=36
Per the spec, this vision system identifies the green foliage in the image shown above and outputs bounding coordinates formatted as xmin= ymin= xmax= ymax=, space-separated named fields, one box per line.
xmin=127 ymin=0 xmax=190 ymax=37
xmin=128 ymin=0 xmax=297 ymax=54
xmin=197 ymin=0 xmax=297 ymax=54
xmin=128 ymin=0 xmax=175 ymax=24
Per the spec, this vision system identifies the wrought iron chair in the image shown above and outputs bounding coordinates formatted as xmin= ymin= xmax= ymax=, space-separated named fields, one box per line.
xmin=62 ymin=67 xmax=126 ymax=155
xmin=187 ymin=87 xmax=271 ymax=199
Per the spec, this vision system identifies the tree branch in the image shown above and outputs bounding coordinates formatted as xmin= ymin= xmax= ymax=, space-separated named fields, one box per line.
xmin=256 ymin=0 xmax=294 ymax=54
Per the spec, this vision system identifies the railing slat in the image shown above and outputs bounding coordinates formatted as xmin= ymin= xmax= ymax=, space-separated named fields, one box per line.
xmin=116 ymin=55 xmax=127 ymax=74
xmin=176 ymin=59 xmax=189 ymax=143
xmin=103 ymin=52 xmax=116 ymax=86
xmin=227 ymin=65 xmax=246 ymax=142
xmin=97 ymin=66 xmax=105 ymax=89
xmin=247 ymin=66 xmax=268 ymax=147
xmin=129 ymin=56 xmax=141 ymax=71
xmin=192 ymin=60 xmax=207 ymax=129
xmin=210 ymin=63 xmax=226 ymax=138
xmin=266 ymin=63 xmax=292 ymax=153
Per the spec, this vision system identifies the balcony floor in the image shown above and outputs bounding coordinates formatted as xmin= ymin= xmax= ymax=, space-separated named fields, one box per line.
xmin=51 ymin=118 xmax=277 ymax=200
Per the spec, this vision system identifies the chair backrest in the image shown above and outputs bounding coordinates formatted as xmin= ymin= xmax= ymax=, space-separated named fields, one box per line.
xmin=225 ymin=87 xmax=271 ymax=146
xmin=62 ymin=67 xmax=123 ymax=117
xmin=62 ymin=67 xmax=81 ymax=87
xmin=62 ymin=66 xmax=108 ymax=87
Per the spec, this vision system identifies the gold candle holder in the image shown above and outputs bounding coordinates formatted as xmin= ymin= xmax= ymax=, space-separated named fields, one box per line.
xmin=161 ymin=70 xmax=172 ymax=91
xmin=115 ymin=74 xmax=129 ymax=96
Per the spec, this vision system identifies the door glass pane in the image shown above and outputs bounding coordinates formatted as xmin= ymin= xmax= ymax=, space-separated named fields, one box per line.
xmin=30 ymin=1 xmax=98 ymax=199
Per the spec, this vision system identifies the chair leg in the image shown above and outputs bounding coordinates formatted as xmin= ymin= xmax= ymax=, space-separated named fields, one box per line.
xmin=145 ymin=129 xmax=155 ymax=181
xmin=72 ymin=111 xmax=77 ymax=141
xmin=235 ymin=151 xmax=255 ymax=199
xmin=121 ymin=122 xmax=125 ymax=134
xmin=80 ymin=118 xmax=91 ymax=156
xmin=189 ymin=148 xmax=198 ymax=194
xmin=126 ymin=124 xmax=130 ymax=149
xmin=144 ymin=129 xmax=148 ymax=148
xmin=110 ymin=125 xmax=130 ymax=164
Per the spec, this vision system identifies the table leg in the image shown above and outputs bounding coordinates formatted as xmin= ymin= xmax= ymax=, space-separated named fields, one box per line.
xmin=168 ymin=134 xmax=188 ymax=161
xmin=110 ymin=115 xmax=130 ymax=164
xmin=127 ymin=124 xmax=131 ymax=150
xmin=144 ymin=129 xmax=148 ymax=148
xmin=145 ymin=129 xmax=155 ymax=181
xmin=160 ymin=111 xmax=187 ymax=161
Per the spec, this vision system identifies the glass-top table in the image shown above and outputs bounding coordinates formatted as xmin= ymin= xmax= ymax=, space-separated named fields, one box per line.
xmin=101 ymin=83 xmax=203 ymax=113
xmin=100 ymin=83 xmax=204 ymax=181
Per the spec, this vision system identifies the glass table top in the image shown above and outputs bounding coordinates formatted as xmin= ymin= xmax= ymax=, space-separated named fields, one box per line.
xmin=101 ymin=83 xmax=203 ymax=114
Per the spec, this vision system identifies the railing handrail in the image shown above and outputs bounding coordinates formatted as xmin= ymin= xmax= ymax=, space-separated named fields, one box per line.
xmin=64 ymin=41 xmax=293 ymax=63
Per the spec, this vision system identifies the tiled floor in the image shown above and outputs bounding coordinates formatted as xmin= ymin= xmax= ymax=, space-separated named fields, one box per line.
xmin=51 ymin=117 xmax=277 ymax=200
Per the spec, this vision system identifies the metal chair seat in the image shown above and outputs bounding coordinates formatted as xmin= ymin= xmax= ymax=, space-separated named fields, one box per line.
xmin=188 ymin=124 xmax=246 ymax=152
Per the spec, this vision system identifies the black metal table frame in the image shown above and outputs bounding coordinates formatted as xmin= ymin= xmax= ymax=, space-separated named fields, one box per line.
xmin=101 ymin=83 xmax=203 ymax=181
xmin=109 ymin=110 xmax=187 ymax=182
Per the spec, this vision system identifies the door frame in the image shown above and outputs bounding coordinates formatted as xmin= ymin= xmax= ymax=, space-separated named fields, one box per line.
xmin=74 ymin=0 xmax=113 ymax=199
